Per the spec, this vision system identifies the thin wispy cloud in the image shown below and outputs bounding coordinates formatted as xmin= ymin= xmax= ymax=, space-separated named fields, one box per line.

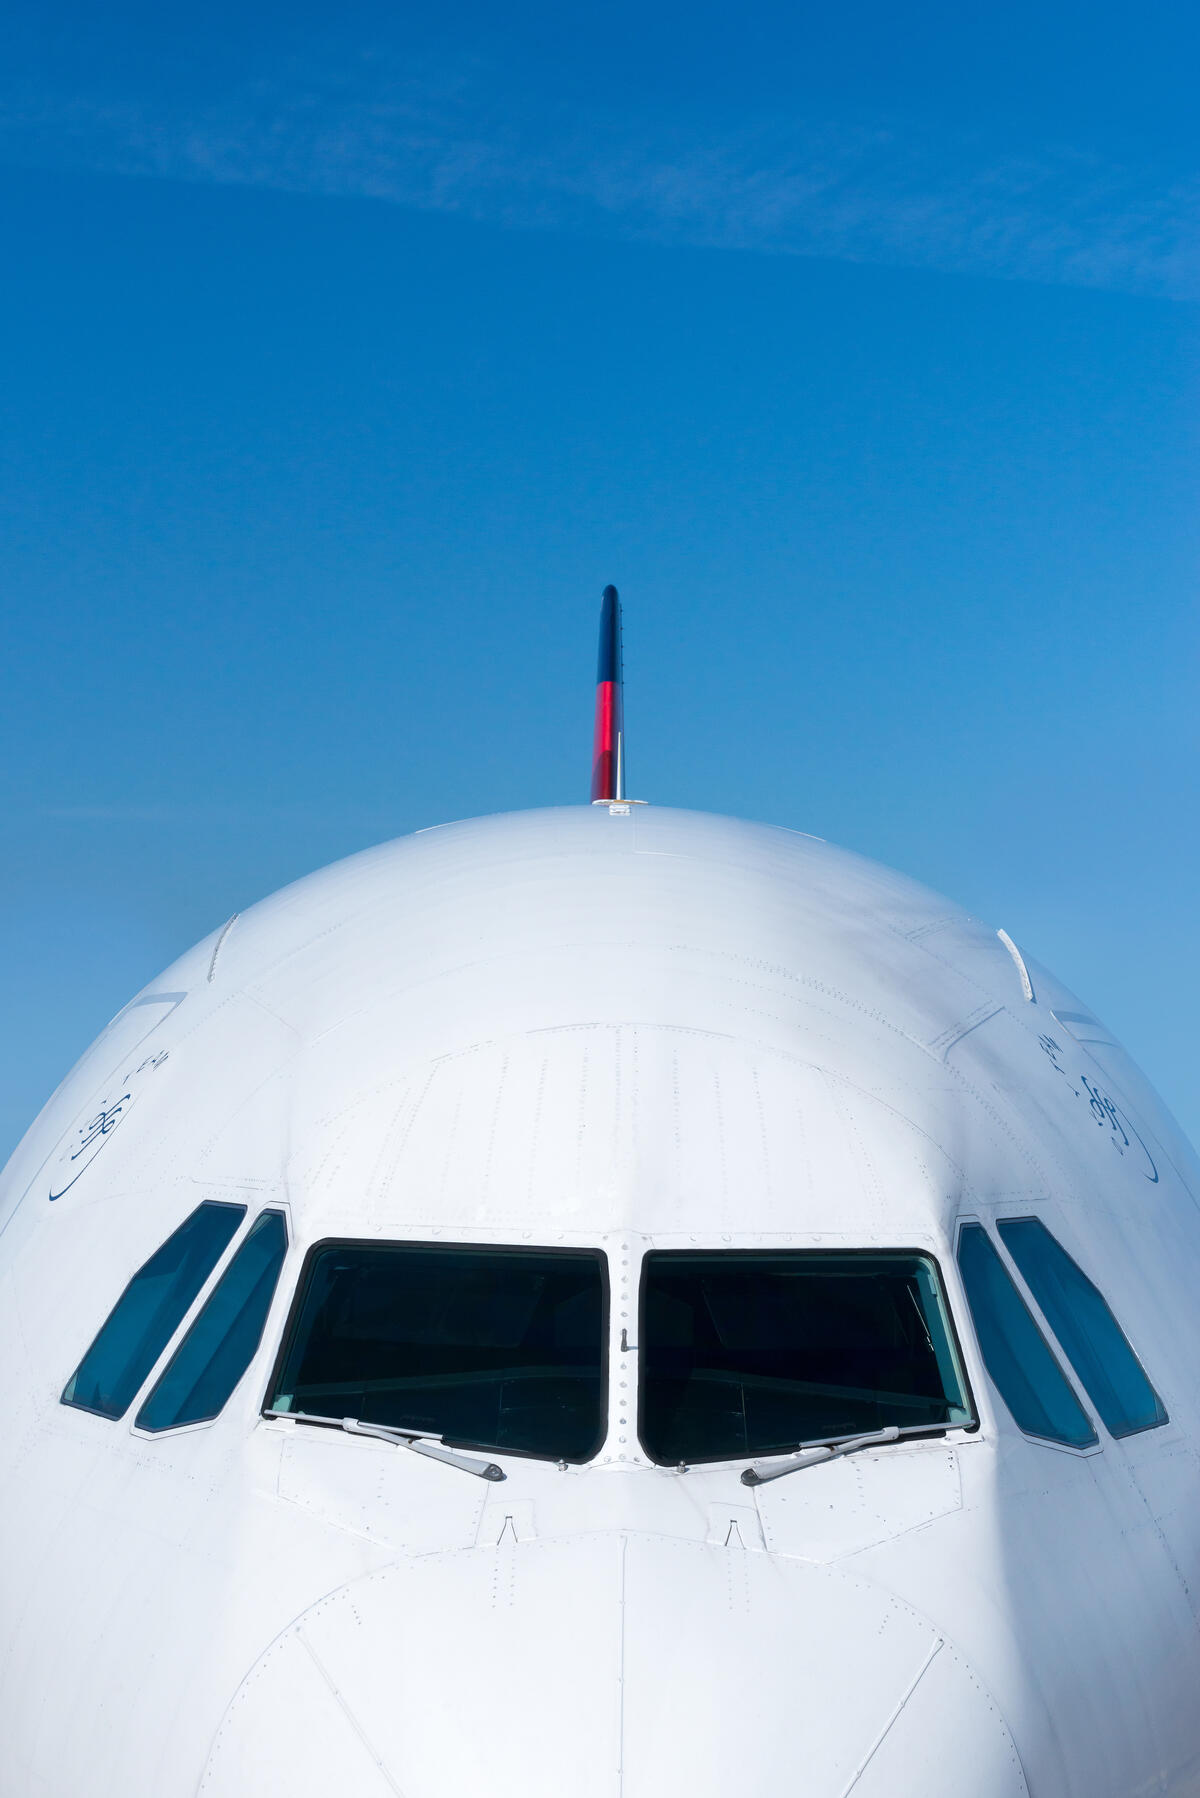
xmin=2 ymin=46 xmax=1198 ymax=299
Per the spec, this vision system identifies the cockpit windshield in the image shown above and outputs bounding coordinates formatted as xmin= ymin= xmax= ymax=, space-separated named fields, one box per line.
xmin=267 ymin=1241 xmax=607 ymax=1463
xmin=639 ymin=1249 xmax=973 ymax=1465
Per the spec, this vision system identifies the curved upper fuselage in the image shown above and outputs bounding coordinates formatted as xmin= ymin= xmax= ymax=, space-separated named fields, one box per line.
xmin=1 ymin=805 xmax=1198 ymax=1797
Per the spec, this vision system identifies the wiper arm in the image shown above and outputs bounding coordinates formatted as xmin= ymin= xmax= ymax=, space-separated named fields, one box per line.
xmin=265 ymin=1410 xmax=506 ymax=1482
xmin=740 ymin=1424 xmax=905 ymax=1486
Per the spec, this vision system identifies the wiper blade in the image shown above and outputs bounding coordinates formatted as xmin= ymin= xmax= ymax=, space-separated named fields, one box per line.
xmin=343 ymin=1416 xmax=507 ymax=1481
xmin=265 ymin=1410 xmax=506 ymax=1482
xmin=741 ymin=1424 xmax=907 ymax=1487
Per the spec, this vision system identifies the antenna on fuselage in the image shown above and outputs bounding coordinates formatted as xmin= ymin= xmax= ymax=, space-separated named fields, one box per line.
xmin=590 ymin=584 xmax=624 ymax=804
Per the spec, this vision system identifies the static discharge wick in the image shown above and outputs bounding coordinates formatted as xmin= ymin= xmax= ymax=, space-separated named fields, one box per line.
xmin=590 ymin=584 xmax=624 ymax=804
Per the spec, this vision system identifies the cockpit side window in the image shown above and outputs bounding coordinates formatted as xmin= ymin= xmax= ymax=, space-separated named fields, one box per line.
xmin=638 ymin=1249 xmax=974 ymax=1466
xmin=265 ymin=1241 xmax=608 ymax=1464
xmin=996 ymin=1218 xmax=1167 ymax=1437
xmin=135 ymin=1210 xmax=289 ymax=1432
xmin=62 ymin=1201 xmax=246 ymax=1420
xmin=957 ymin=1223 xmax=1097 ymax=1449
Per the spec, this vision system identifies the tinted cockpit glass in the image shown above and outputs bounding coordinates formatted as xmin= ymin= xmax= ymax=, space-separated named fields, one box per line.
xmin=639 ymin=1250 xmax=973 ymax=1465
xmin=996 ymin=1217 xmax=1166 ymax=1437
xmin=136 ymin=1209 xmax=289 ymax=1432
xmin=957 ymin=1223 xmax=1097 ymax=1448
xmin=267 ymin=1242 xmax=607 ymax=1463
xmin=62 ymin=1200 xmax=246 ymax=1420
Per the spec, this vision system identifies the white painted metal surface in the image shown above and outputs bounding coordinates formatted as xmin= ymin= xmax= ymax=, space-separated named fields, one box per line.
xmin=1 ymin=803 xmax=1198 ymax=1796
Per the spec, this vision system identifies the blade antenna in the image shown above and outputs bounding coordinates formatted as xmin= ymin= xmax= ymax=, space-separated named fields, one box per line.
xmin=590 ymin=584 xmax=625 ymax=804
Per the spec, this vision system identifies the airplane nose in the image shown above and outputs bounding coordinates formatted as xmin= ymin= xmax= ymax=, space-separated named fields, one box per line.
xmin=203 ymin=1533 xmax=1027 ymax=1797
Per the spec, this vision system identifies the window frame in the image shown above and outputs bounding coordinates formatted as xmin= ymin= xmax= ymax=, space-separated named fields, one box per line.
xmin=635 ymin=1242 xmax=979 ymax=1469
xmin=127 ymin=1201 xmax=295 ymax=1441
xmin=132 ymin=1207 xmax=292 ymax=1436
xmin=262 ymin=1235 xmax=612 ymax=1466
xmin=953 ymin=1215 xmax=1102 ymax=1456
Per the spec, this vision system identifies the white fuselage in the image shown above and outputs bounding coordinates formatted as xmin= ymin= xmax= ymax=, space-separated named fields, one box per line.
xmin=1 ymin=805 xmax=1198 ymax=1797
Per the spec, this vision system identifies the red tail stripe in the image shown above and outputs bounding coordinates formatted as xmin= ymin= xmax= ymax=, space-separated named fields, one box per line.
xmin=591 ymin=680 xmax=618 ymax=802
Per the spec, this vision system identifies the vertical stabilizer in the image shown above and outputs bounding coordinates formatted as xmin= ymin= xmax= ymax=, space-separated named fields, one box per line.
xmin=590 ymin=584 xmax=624 ymax=803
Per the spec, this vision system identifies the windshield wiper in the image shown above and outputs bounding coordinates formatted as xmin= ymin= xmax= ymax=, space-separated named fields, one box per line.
xmin=741 ymin=1423 xmax=913 ymax=1486
xmin=265 ymin=1410 xmax=506 ymax=1482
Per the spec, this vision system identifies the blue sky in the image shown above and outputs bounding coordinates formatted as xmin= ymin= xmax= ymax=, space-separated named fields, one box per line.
xmin=1 ymin=1 xmax=1198 ymax=1160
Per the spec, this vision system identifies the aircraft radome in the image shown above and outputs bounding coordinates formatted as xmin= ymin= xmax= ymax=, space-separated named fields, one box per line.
xmin=1 ymin=586 xmax=1198 ymax=1797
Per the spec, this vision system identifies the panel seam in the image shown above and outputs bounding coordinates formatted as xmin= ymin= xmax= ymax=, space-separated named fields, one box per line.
xmin=838 ymin=1636 xmax=943 ymax=1797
